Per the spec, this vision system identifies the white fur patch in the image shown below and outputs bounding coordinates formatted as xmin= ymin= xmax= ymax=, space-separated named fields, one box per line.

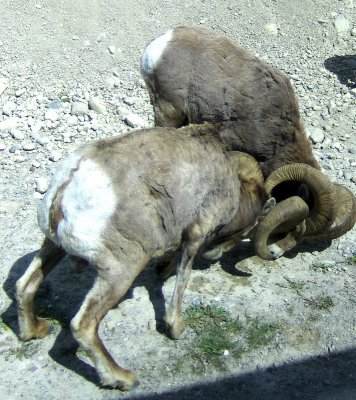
xmin=141 ymin=29 xmax=173 ymax=76
xmin=57 ymin=159 xmax=117 ymax=260
xmin=38 ymin=152 xmax=82 ymax=237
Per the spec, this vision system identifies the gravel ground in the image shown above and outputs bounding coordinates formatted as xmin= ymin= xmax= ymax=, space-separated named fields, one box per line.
xmin=0 ymin=1 xmax=355 ymax=399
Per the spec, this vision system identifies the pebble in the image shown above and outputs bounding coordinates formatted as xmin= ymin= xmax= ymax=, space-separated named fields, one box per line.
xmin=49 ymin=151 xmax=62 ymax=162
xmin=2 ymin=101 xmax=16 ymax=116
xmin=35 ymin=177 xmax=49 ymax=194
xmin=125 ymin=113 xmax=145 ymax=128
xmin=45 ymin=109 xmax=59 ymax=122
xmin=67 ymin=115 xmax=78 ymax=126
xmin=334 ymin=14 xmax=350 ymax=34
xmin=96 ymin=32 xmax=106 ymax=43
xmin=309 ymin=127 xmax=325 ymax=143
xmin=108 ymin=46 xmax=116 ymax=55
xmin=47 ymin=100 xmax=62 ymax=109
xmin=15 ymin=88 xmax=26 ymax=97
xmin=265 ymin=23 xmax=278 ymax=35
xmin=22 ymin=142 xmax=36 ymax=151
xmin=88 ymin=96 xmax=106 ymax=114
xmin=11 ymin=130 xmax=25 ymax=140
xmin=0 ymin=117 xmax=18 ymax=131
xmin=0 ymin=143 xmax=6 ymax=150
xmin=71 ymin=101 xmax=88 ymax=116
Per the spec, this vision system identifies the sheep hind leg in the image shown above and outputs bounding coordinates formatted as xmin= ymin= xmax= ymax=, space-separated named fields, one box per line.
xmin=16 ymin=238 xmax=66 ymax=340
xmin=70 ymin=253 xmax=145 ymax=390
xmin=165 ymin=222 xmax=206 ymax=340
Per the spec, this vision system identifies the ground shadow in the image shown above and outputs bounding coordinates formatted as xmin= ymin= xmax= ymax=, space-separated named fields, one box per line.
xmin=126 ymin=347 xmax=356 ymax=400
xmin=324 ymin=55 xmax=356 ymax=89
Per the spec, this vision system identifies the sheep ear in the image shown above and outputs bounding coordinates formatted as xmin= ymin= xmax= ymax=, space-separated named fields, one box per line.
xmin=260 ymin=197 xmax=276 ymax=218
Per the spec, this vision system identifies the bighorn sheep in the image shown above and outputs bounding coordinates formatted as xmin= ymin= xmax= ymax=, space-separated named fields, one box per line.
xmin=16 ymin=123 xmax=327 ymax=390
xmin=141 ymin=26 xmax=356 ymax=255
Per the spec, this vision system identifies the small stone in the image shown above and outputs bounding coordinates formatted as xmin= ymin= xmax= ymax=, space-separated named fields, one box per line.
xmin=125 ymin=113 xmax=145 ymax=128
xmin=123 ymin=97 xmax=138 ymax=106
xmin=32 ymin=160 xmax=41 ymax=168
xmin=71 ymin=101 xmax=88 ymax=116
xmin=309 ymin=127 xmax=325 ymax=144
xmin=265 ymin=23 xmax=279 ymax=35
xmin=35 ymin=177 xmax=49 ymax=194
xmin=0 ymin=78 xmax=8 ymax=95
xmin=334 ymin=14 xmax=350 ymax=34
xmin=37 ymin=136 xmax=50 ymax=146
xmin=11 ymin=130 xmax=25 ymax=140
xmin=352 ymin=28 xmax=356 ymax=37
xmin=0 ymin=143 xmax=6 ymax=150
xmin=0 ymin=117 xmax=18 ymax=131
xmin=15 ymin=88 xmax=26 ymax=97
xmin=88 ymin=96 xmax=106 ymax=114
xmin=47 ymin=100 xmax=61 ymax=109
xmin=45 ymin=109 xmax=59 ymax=122
xmin=49 ymin=151 xmax=62 ymax=162
xmin=96 ymin=32 xmax=106 ymax=43
xmin=14 ymin=155 xmax=26 ymax=163
xmin=67 ymin=115 xmax=78 ymax=126
xmin=351 ymin=175 xmax=356 ymax=184
xmin=223 ymin=350 xmax=230 ymax=356
xmin=2 ymin=101 xmax=16 ymax=116
xmin=23 ymin=142 xmax=36 ymax=151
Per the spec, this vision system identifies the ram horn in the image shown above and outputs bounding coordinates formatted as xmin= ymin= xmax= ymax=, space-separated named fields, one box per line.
xmin=254 ymin=196 xmax=309 ymax=260
xmin=265 ymin=163 xmax=337 ymax=236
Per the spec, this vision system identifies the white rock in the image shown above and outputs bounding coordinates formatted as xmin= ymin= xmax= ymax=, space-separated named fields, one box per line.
xmin=45 ymin=109 xmax=59 ymax=122
xmin=334 ymin=14 xmax=350 ymax=33
xmin=309 ymin=127 xmax=325 ymax=144
xmin=49 ymin=151 xmax=62 ymax=162
xmin=265 ymin=23 xmax=279 ymax=35
xmin=11 ymin=130 xmax=25 ymax=140
xmin=23 ymin=142 xmax=36 ymax=151
xmin=96 ymin=32 xmax=106 ymax=43
xmin=88 ymin=96 xmax=106 ymax=114
xmin=35 ymin=177 xmax=49 ymax=194
xmin=0 ymin=78 xmax=8 ymax=95
xmin=71 ymin=101 xmax=88 ymax=116
xmin=125 ymin=113 xmax=145 ymax=128
xmin=0 ymin=117 xmax=18 ymax=131
xmin=67 ymin=115 xmax=78 ymax=126
xmin=15 ymin=88 xmax=26 ymax=97
xmin=0 ymin=143 xmax=6 ymax=151
xmin=2 ymin=101 xmax=16 ymax=116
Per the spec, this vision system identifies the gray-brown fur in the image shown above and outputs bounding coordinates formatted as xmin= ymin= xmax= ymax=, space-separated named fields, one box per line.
xmin=141 ymin=26 xmax=320 ymax=177
xmin=16 ymin=123 xmax=270 ymax=390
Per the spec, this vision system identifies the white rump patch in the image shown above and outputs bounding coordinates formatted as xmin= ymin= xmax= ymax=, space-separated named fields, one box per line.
xmin=141 ymin=29 xmax=173 ymax=76
xmin=57 ymin=159 xmax=117 ymax=259
xmin=38 ymin=152 xmax=82 ymax=236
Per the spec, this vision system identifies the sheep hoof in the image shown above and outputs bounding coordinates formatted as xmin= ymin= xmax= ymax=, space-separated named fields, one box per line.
xmin=20 ymin=318 xmax=50 ymax=340
xmin=101 ymin=370 xmax=138 ymax=391
xmin=166 ymin=319 xmax=185 ymax=340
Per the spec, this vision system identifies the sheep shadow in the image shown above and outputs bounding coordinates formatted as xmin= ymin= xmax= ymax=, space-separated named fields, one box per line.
xmin=324 ymin=55 xmax=356 ymax=89
xmin=0 ymin=236 xmax=333 ymax=386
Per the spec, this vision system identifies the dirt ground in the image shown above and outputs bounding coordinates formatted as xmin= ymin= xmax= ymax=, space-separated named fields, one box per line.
xmin=0 ymin=1 xmax=355 ymax=399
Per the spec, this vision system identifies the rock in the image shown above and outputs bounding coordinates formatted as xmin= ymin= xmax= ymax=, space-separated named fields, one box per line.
xmin=15 ymin=88 xmax=26 ymax=97
xmin=2 ymin=101 xmax=16 ymax=116
xmin=309 ymin=127 xmax=325 ymax=144
xmin=47 ymin=100 xmax=62 ymax=109
xmin=49 ymin=151 xmax=62 ymax=162
xmin=35 ymin=177 xmax=49 ymax=194
xmin=334 ymin=14 xmax=350 ymax=34
xmin=0 ymin=78 xmax=8 ymax=95
xmin=351 ymin=175 xmax=356 ymax=184
xmin=11 ymin=130 xmax=25 ymax=140
xmin=14 ymin=155 xmax=26 ymax=163
xmin=71 ymin=101 xmax=88 ymax=116
xmin=96 ymin=32 xmax=106 ymax=43
xmin=125 ymin=113 xmax=145 ymax=128
xmin=45 ymin=109 xmax=59 ymax=122
xmin=22 ymin=142 xmax=36 ymax=151
xmin=0 ymin=117 xmax=18 ymax=131
xmin=0 ymin=143 xmax=6 ymax=151
xmin=88 ymin=96 xmax=106 ymax=114
xmin=67 ymin=115 xmax=78 ymax=126
xmin=123 ymin=97 xmax=138 ymax=106
xmin=265 ymin=23 xmax=278 ymax=35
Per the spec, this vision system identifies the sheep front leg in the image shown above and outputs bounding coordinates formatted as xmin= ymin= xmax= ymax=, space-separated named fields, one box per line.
xmin=165 ymin=222 xmax=205 ymax=340
xmin=16 ymin=238 xmax=66 ymax=340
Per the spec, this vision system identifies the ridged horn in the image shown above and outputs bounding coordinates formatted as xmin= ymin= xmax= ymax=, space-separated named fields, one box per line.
xmin=308 ymin=183 xmax=356 ymax=240
xmin=254 ymin=196 xmax=309 ymax=260
xmin=265 ymin=164 xmax=337 ymax=235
